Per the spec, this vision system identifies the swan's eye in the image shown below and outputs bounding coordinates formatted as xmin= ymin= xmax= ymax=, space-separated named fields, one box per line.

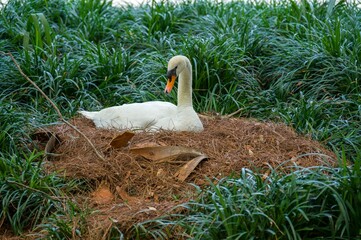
xmin=167 ymin=67 xmax=177 ymax=78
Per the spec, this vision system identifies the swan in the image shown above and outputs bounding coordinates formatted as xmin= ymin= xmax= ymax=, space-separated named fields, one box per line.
xmin=79 ymin=55 xmax=204 ymax=132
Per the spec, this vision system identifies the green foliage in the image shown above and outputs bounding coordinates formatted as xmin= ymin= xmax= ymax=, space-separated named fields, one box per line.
xmin=133 ymin=161 xmax=361 ymax=239
xmin=337 ymin=153 xmax=361 ymax=237
xmin=0 ymin=102 xmax=28 ymax=153
xmin=0 ymin=151 xmax=71 ymax=234
xmin=36 ymin=200 xmax=89 ymax=239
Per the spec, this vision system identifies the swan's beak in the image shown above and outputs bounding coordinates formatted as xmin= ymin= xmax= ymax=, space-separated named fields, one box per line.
xmin=165 ymin=74 xmax=176 ymax=94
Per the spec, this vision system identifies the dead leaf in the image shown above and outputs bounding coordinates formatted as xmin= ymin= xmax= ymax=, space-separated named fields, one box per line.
xmin=130 ymin=146 xmax=202 ymax=162
xmin=174 ymin=154 xmax=208 ymax=182
xmin=45 ymin=133 xmax=61 ymax=156
xmin=110 ymin=131 xmax=135 ymax=148
xmin=132 ymin=142 xmax=161 ymax=148
xmin=31 ymin=131 xmax=61 ymax=156
xmin=91 ymin=183 xmax=114 ymax=204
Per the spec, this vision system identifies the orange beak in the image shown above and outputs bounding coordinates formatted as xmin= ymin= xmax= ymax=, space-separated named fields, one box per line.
xmin=164 ymin=74 xmax=176 ymax=94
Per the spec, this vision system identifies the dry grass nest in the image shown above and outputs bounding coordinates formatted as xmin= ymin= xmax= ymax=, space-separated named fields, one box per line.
xmin=32 ymin=115 xmax=336 ymax=238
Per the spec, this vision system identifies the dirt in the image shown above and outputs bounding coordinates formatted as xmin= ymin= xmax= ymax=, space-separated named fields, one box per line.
xmin=20 ymin=115 xmax=337 ymax=238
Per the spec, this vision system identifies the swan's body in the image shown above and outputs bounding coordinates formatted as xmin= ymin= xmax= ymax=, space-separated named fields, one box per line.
xmin=79 ymin=55 xmax=203 ymax=132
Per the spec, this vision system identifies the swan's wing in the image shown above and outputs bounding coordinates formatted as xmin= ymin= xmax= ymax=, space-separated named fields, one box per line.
xmin=79 ymin=101 xmax=177 ymax=130
xmin=78 ymin=110 xmax=97 ymax=120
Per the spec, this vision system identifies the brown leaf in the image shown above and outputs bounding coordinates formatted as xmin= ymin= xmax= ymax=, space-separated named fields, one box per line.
xmin=31 ymin=131 xmax=61 ymax=154
xmin=91 ymin=183 xmax=114 ymax=204
xmin=174 ymin=154 xmax=208 ymax=182
xmin=110 ymin=131 xmax=135 ymax=148
xmin=45 ymin=133 xmax=61 ymax=155
xmin=132 ymin=142 xmax=161 ymax=148
xmin=130 ymin=146 xmax=202 ymax=162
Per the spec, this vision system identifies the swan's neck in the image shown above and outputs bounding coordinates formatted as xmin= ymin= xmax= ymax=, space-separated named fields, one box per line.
xmin=177 ymin=62 xmax=193 ymax=108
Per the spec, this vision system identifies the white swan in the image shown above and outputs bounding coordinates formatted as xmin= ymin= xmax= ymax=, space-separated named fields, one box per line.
xmin=79 ymin=55 xmax=204 ymax=132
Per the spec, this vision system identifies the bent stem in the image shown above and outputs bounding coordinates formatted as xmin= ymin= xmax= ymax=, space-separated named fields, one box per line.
xmin=0 ymin=51 xmax=105 ymax=162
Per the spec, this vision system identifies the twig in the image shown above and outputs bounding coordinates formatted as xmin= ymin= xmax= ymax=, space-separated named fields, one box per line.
xmin=224 ymin=108 xmax=243 ymax=118
xmin=199 ymin=108 xmax=244 ymax=120
xmin=1 ymin=51 xmax=105 ymax=161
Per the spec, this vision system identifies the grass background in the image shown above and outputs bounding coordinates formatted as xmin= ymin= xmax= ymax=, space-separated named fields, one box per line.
xmin=0 ymin=0 xmax=360 ymax=238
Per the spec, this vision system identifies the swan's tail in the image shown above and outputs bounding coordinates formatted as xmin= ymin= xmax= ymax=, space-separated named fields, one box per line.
xmin=78 ymin=110 xmax=97 ymax=120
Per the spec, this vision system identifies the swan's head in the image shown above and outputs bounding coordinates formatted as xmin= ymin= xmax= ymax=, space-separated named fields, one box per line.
xmin=165 ymin=55 xmax=190 ymax=94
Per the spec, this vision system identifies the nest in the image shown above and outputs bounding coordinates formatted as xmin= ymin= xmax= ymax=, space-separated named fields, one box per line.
xmin=32 ymin=115 xmax=336 ymax=238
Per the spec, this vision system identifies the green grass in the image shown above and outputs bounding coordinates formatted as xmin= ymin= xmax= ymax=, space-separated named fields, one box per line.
xmin=133 ymin=159 xmax=361 ymax=239
xmin=35 ymin=200 xmax=90 ymax=239
xmin=0 ymin=0 xmax=361 ymax=238
xmin=0 ymin=151 xmax=76 ymax=235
